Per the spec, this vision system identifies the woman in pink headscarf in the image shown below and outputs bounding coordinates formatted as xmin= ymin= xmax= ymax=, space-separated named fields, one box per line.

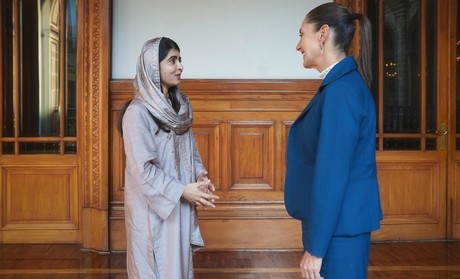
xmin=118 ymin=37 xmax=218 ymax=279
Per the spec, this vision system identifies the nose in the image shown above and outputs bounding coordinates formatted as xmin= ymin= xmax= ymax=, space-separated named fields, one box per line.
xmin=177 ymin=61 xmax=183 ymax=71
xmin=296 ymin=41 xmax=301 ymax=52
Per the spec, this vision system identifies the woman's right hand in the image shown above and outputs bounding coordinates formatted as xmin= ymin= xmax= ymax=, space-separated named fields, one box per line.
xmin=182 ymin=180 xmax=219 ymax=208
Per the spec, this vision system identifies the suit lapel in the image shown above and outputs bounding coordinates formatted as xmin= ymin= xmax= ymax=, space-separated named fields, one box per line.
xmin=294 ymin=56 xmax=358 ymax=122
xmin=294 ymin=92 xmax=320 ymax=122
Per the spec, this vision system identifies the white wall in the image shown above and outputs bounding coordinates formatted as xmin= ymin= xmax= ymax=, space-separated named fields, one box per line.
xmin=112 ymin=0 xmax=330 ymax=79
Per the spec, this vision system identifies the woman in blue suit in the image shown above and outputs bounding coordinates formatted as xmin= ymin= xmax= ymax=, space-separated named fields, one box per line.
xmin=284 ymin=3 xmax=383 ymax=279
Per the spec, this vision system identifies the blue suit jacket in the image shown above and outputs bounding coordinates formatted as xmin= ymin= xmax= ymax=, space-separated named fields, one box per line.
xmin=284 ymin=56 xmax=383 ymax=257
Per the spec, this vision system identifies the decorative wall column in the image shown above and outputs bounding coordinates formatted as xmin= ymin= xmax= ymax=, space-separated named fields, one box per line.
xmin=79 ymin=0 xmax=111 ymax=252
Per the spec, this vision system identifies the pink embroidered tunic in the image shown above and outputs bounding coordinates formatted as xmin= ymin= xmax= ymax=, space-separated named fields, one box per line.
xmin=122 ymin=37 xmax=206 ymax=279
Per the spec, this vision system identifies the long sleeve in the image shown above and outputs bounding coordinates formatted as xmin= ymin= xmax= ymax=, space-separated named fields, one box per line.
xmin=302 ymin=81 xmax=361 ymax=257
xmin=122 ymin=104 xmax=185 ymax=220
xmin=190 ymin=130 xmax=206 ymax=180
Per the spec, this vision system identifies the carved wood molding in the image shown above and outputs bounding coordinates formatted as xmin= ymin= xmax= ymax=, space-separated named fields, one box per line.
xmin=80 ymin=0 xmax=110 ymax=210
xmin=110 ymin=79 xmax=321 ymax=99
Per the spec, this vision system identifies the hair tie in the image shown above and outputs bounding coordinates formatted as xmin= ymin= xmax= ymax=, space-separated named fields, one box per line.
xmin=351 ymin=13 xmax=358 ymax=20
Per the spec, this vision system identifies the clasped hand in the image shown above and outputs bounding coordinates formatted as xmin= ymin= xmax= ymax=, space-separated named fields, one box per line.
xmin=182 ymin=171 xmax=219 ymax=208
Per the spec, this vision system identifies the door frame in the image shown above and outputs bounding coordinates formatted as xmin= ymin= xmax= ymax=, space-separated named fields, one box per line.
xmin=448 ymin=0 xmax=460 ymax=239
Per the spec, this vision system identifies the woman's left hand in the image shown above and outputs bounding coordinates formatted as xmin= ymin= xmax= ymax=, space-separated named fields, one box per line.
xmin=300 ymin=251 xmax=323 ymax=279
xmin=183 ymin=180 xmax=219 ymax=208
xmin=197 ymin=171 xmax=216 ymax=193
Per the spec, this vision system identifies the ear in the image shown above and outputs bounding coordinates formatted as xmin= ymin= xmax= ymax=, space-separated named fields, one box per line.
xmin=318 ymin=24 xmax=330 ymax=44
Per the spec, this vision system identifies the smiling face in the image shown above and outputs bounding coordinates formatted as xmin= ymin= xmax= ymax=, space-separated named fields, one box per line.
xmin=159 ymin=48 xmax=183 ymax=95
xmin=296 ymin=21 xmax=322 ymax=70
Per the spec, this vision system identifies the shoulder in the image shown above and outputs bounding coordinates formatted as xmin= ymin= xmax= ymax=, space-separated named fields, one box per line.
xmin=323 ymin=71 xmax=369 ymax=98
xmin=320 ymin=77 xmax=371 ymax=115
xmin=123 ymin=100 xmax=158 ymax=129
xmin=322 ymin=78 xmax=357 ymax=102
xmin=125 ymin=100 xmax=150 ymax=118
xmin=127 ymin=99 xmax=147 ymax=111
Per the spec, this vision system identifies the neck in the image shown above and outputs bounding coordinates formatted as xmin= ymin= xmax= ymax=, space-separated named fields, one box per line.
xmin=317 ymin=52 xmax=346 ymax=73
xmin=162 ymin=86 xmax=169 ymax=99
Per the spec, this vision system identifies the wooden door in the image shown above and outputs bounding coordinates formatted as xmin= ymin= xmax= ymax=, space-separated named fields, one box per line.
xmin=0 ymin=0 xmax=81 ymax=243
xmin=358 ymin=0 xmax=451 ymax=240
xmin=0 ymin=0 xmax=111 ymax=250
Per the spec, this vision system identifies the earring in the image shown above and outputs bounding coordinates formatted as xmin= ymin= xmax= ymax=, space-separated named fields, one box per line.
xmin=320 ymin=44 xmax=323 ymax=53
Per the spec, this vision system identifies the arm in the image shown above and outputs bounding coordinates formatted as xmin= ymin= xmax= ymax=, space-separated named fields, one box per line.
xmin=190 ymin=129 xmax=207 ymax=180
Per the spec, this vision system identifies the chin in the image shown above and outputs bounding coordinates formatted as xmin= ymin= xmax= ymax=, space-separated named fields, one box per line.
xmin=302 ymin=60 xmax=311 ymax=69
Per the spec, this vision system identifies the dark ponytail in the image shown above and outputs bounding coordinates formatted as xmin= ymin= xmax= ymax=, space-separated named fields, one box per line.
xmin=354 ymin=13 xmax=372 ymax=87
xmin=306 ymin=3 xmax=372 ymax=87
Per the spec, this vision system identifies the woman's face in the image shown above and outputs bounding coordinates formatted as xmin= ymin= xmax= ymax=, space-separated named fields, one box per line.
xmin=160 ymin=48 xmax=183 ymax=93
xmin=296 ymin=21 xmax=322 ymax=70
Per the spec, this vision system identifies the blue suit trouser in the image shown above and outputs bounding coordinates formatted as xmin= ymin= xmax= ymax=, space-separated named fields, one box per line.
xmin=320 ymin=233 xmax=371 ymax=279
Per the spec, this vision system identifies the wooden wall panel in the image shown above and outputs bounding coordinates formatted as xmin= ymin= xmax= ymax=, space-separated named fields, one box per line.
xmin=110 ymin=108 xmax=125 ymax=204
xmin=229 ymin=121 xmax=275 ymax=190
xmin=109 ymin=79 xmax=448 ymax=250
xmin=109 ymin=79 xmax=318 ymax=250
xmin=193 ymin=122 xmax=221 ymax=188
xmin=109 ymin=101 xmax=127 ymax=251
xmin=198 ymin=219 xmax=301 ymax=250
xmin=0 ymin=164 xmax=79 ymax=243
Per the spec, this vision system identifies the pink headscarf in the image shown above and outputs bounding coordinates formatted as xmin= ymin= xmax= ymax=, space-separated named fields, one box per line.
xmin=133 ymin=37 xmax=193 ymax=135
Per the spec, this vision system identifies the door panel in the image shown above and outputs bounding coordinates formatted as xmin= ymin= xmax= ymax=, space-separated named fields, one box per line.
xmin=193 ymin=122 xmax=221 ymax=189
xmin=0 ymin=156 xmax=79 ymax=243
xmin=374 ymin=153 xmax=446 ymax=240
xmin=361 ymin=0 xmax=449 ymax=240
